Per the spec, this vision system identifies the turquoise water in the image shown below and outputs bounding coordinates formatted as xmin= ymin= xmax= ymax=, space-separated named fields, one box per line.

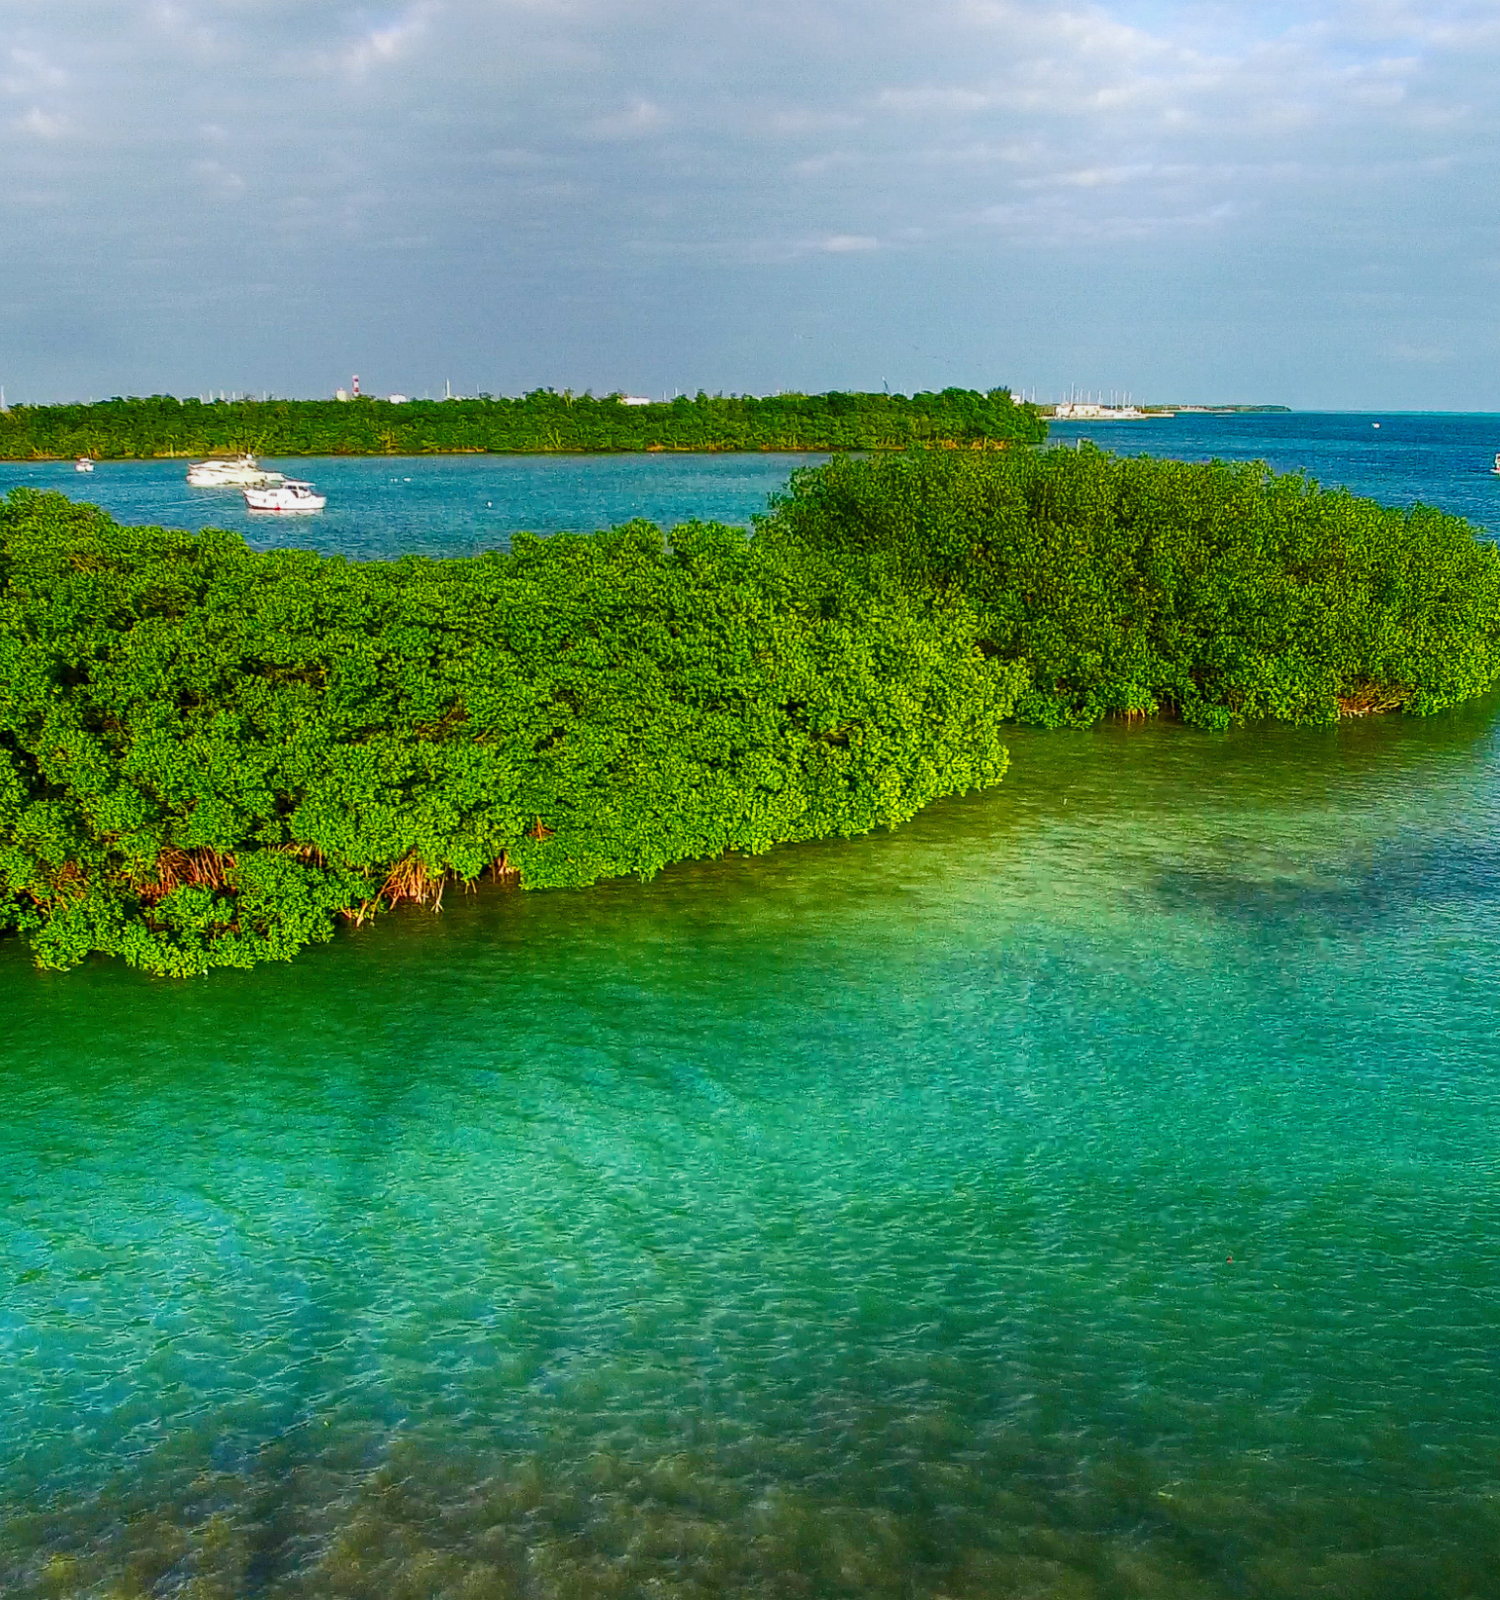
xmin=1 ymin=409 xmax=1496 ymax=561
xmin=5 ymin=705 xmax=1500 ymax=1597
xmin=0 ymin=452 xmax=827 ymax=560
xmin=5 ymin=421 xmax=1500 ymax=1596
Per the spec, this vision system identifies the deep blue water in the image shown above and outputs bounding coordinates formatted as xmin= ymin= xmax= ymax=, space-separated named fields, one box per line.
xmin=1048 ymin=409 xmax=1500 ymax=533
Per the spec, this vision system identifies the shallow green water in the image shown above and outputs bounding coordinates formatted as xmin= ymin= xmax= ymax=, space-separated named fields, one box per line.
xmin=4 ymin=705 xmax=1500 ymax=1599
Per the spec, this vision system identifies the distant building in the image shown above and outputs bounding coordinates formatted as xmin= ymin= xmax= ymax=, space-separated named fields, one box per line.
xmin=335 ymin=389 xmax=350 ymax=402
xmin=1052 ymin=401 xmax=1147 ymax=420
xmin=619 ymin=395 xmax=654 ymax=406
xmin=387 ymin=394 xmax=409 ymax=404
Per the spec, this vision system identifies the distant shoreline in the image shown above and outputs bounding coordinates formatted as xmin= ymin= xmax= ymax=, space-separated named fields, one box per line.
xmin=0 ymin=442 xmax=1018 ymax=463
xmin=0 ymin=388 xmax=1049 ymax=461
xmin=1043 ymin=404 xmax=1292 ymax=419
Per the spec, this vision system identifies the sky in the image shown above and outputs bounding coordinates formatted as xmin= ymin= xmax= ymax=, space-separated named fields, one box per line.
xmin=2 ymin=0 xmax=1498 ymax=408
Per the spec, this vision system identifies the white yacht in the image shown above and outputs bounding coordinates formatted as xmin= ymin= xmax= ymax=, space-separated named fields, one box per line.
xmin=244 ymin=480 xmax=326 ymax=513
xmin=187 ymin=453 xmax=284 ymax=488
xmin=1492 ymin=452 xmax=1500 ymax=477
xmin=74 ymin=457 xmax=94 ymax=472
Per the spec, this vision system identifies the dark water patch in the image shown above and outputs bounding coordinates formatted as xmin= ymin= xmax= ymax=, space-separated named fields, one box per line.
xmin=1152 ymin=839 xmax=1500 ymax=937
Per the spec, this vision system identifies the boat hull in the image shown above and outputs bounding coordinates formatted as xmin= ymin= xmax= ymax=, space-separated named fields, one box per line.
xmin=187 ymin=454 xmax=284 ymax=488
xmin=189 ymin=470 xmax=284 ymax=487
xmin=243 ymin=488 xmax=326 ymax=512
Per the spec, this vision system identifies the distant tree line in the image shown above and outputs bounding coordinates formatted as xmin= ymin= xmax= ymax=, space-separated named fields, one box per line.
xmin=0 ymin=388 xmax=1047 ymax=459
xmin=3 ymin=443 xmax=1497 ymax=974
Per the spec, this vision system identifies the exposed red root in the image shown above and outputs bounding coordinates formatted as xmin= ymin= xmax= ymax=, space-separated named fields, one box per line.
xmin=1338 ymin=684 xmax=1406 ymax=717
xmin=137 ymin=847 xmax=237 ymax=903
xmin=379 ymin=854 xmax=448 ymax=914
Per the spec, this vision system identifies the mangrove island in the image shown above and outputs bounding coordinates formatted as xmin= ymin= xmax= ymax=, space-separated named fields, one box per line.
xmin=2 ymin=445 xmax=1497 ymax=975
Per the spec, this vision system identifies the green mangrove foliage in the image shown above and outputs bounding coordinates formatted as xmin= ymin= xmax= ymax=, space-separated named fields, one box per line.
xmin=757 ymin=446 xmax=1500 ymax=729
xmin=6 ymin=443 xmax=1499 ymax=974
xmin=0 ymin=488 xmax=1022 ymax=974
xmin=0 ymin=387 xmax=1045 ymax=460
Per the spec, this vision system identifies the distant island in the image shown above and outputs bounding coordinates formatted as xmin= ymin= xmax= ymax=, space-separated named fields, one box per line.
xmin=0 ymin=388 xmax=1047 ymax=459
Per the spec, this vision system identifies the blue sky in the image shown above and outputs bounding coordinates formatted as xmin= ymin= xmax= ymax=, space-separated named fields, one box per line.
xmin=2 ymin=0 xmax=1497 ymax=406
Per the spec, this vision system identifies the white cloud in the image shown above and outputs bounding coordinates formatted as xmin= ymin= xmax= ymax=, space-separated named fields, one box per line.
xmin=1 ymin=0 xmax=1499 ymax=402
xmin=14 ymin=107 xmax=69 ymax=138
xmin=191 ymin=158 xmax=246 ymax=199
xmin=1 ymin=47 xmax=67 ymax=95
xmin=1028 ymin=163 xmax=1157 ymax=189
xmin=339 ymin=4 xmax=437 ymax=78
xmin=585 ymin=98 xmax=669 ymax=140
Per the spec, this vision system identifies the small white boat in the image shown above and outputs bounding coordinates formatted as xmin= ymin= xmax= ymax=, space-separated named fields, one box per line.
xmin=188 ymin=453 xmax=284 ymax=488
xmin=244 ymin=480 xmax=326 ymax=513
xmin=1492 ymin=452 xmax=1500 ymax=476
xmin=75 ymin=457 xmax=94 ymax=472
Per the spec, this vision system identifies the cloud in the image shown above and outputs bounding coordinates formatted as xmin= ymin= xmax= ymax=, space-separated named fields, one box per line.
xmin=876 ymin=87 xmax=995 ymax=114
xmin=1 ymin=0 xmax=1498 ymax=404
xmin=191 ymin=158 xmax=247 ymax=200
xmin=13 ymin=107 xmax=69 ymax=138
xmin=2 ymin=46 xmax=67 ymax=95
xmin=337 ymin=3 xmax=437 ymax=79
xmin=1028 ymin=163 xmax=1157 ymax=189
xmin=585 ymin=98 xmax=669 ymax=140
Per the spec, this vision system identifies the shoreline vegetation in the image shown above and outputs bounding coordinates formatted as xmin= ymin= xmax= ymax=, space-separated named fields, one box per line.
xmin=3 ymin=445 xmax=1498 ymax=975
xmin=0 ymin=387 xmax=1046 ymax=460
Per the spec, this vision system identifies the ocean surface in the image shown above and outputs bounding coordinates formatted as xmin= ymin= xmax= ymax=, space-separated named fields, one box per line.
xmin=3 ymin=418 xmax=1500 ymax=1598
xmin=1 ymin=408 xmax=1495 ymax=558
xmin=0 ymin=452 xmax=825 ymax=561
xmin=1049 ymin=408 xmax=1499 ymax=535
